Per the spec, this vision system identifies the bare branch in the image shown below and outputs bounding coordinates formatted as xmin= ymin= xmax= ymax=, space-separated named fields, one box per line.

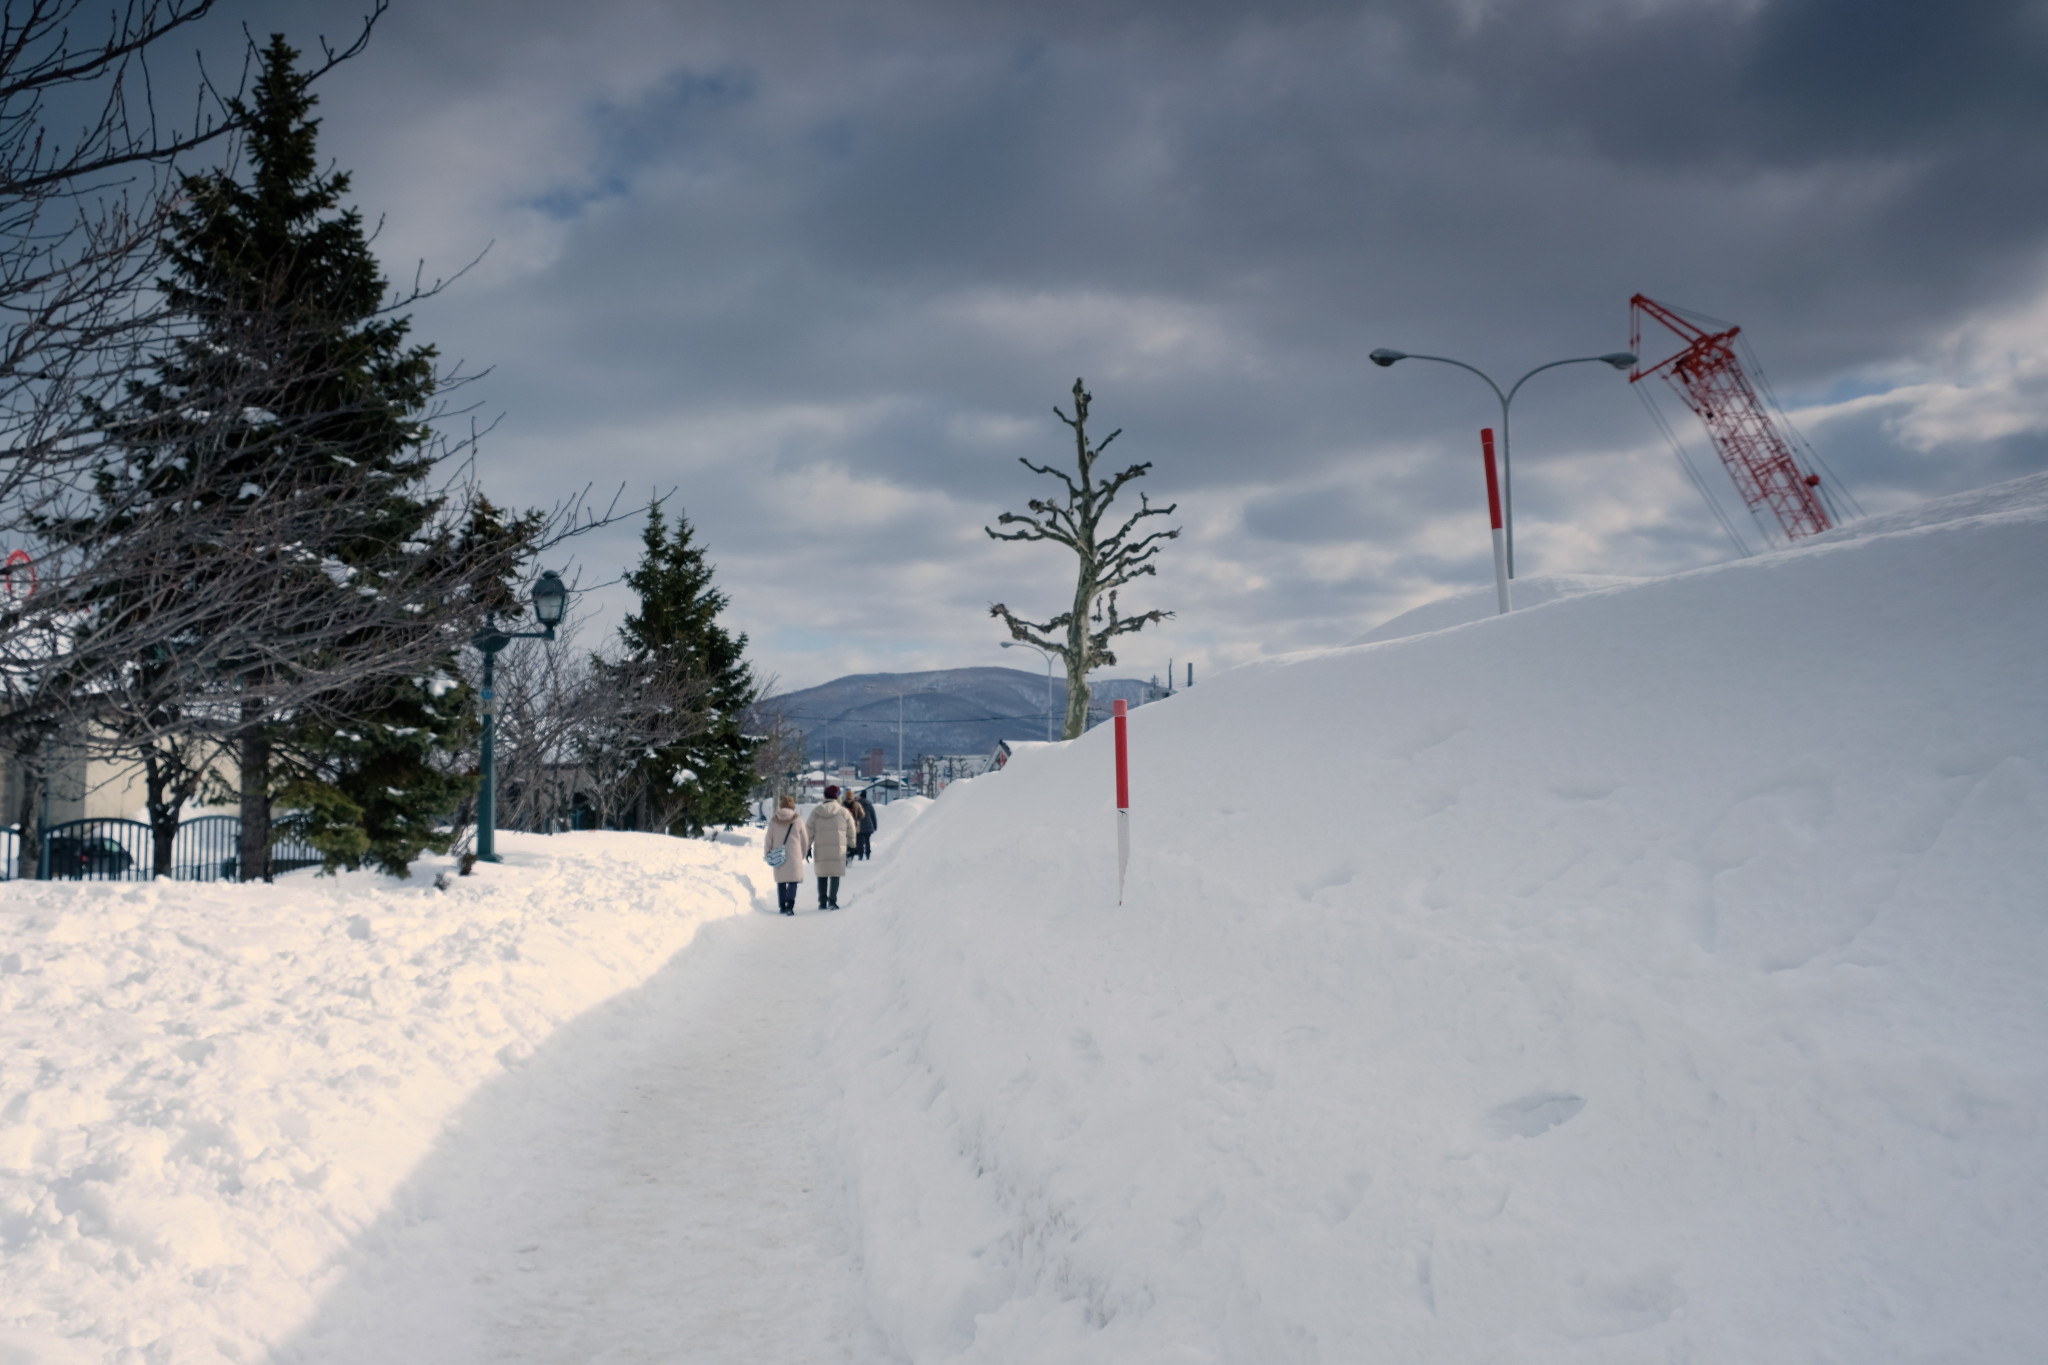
xmin=983 ymin=377 xmax=1178 ymax=738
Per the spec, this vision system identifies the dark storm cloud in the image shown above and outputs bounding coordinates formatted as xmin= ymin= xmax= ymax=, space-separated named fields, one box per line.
xmin=1381 ymin=0 xmax=2048 ymax=354
xmin=183 ymin=0 xmax=2048 ymax=684
xmin=1378 ymin=0 xmax=2048 ymax=165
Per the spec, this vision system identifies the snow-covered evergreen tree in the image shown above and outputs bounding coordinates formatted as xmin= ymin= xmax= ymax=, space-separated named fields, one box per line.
xmin=109 ymin=35 xmax=470 ymax=877
xmin=600 ymin=502 xmax=758 ymax=835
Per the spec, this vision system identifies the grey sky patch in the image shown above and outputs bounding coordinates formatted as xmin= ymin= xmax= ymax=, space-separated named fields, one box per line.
xmin=170 ymin=0 xmax=2048 ymax=689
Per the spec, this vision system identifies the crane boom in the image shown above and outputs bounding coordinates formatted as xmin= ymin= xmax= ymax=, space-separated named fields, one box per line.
xmin=1629 ymin=294 xmax=1830 ymax=542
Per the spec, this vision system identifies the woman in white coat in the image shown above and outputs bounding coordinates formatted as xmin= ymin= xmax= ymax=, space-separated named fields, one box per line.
xmin=764 ymin=795 xmax=811 ymax=915
xmin=806 ymin=784 xmax=856 ymax=910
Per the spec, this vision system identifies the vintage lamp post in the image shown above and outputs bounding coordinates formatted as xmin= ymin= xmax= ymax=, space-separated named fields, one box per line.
xmin=471 ymin=570 xmax=568 ymax=862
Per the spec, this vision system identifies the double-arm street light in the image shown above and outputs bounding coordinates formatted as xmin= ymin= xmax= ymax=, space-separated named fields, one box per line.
xmin=1369 ymin=348 xmax=1636 ymax=577
xmin=470 ymin=570 xmax=569 ymax=863
xmin=1000 ymin=639 xmax=1057 ymax=742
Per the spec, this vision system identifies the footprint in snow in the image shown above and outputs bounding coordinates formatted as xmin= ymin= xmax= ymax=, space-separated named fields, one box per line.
xmin=1487 ymin=1092 xmax=1586 ymax=1139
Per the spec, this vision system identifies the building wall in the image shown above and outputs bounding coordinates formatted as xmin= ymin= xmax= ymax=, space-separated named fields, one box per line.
xmin=0 ymin=745 xmax=197 ymax=828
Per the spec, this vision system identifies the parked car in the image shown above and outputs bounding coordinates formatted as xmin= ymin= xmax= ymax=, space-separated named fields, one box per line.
xmin=45 ymin=834 xmax=135 ymax=879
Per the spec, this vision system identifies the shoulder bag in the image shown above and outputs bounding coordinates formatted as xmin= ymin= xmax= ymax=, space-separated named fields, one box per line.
xmin=765 ymin=821 xmax=795 ymax=868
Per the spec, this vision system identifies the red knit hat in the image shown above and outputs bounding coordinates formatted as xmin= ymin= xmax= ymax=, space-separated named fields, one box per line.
xmin=823 ymin=784 xmax=840 ymax=799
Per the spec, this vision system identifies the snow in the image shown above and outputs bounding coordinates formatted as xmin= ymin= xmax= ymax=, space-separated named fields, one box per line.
xmin=0 ymin=835 xmax=760 ymax=1363
xmin=1351 ymin=572 xmax=1643 ymax=644
xmin=269 ymin=893 xmax=885 ymax=1365
xmin=4 ymin=472 xmax=2047 ymax=1362
xmin=827 ymin=471 xmax=2048 ymax=1361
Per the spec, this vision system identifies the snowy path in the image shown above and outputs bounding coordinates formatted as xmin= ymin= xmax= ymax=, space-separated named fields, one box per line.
xmin=274 ymin=896 xmax=887 ymax=1364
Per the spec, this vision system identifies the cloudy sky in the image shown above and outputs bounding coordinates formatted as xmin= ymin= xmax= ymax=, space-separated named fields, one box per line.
xmin=211 ymin=0 xmax=2048 ymax=690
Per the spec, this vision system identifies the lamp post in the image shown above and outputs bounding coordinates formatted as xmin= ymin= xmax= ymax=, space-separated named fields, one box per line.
xmin=1000 ymin=640 xmax=1057 ymax=742
xmin=470 ymin=570 xmax=569 ymax=863
xmin=1369 ymin=348 xmax=1635 ymax=577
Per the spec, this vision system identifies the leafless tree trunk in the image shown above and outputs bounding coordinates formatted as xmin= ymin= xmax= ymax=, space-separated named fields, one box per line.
xmin=987 ymin=378 xmax=1180 ymax=739
xmin=139 ymin=733 xmax=210 ymax=876
xmin=6 ymin=725 xmax=49 ymax=876
xmin=234 ymin=692 xmax=270 ymax=881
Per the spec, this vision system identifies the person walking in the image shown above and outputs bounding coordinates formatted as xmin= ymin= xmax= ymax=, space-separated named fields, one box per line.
xmin=806 ymin=784 xmax=855 ymax=909
xmin=763 ymin=795 xmax=811 ymax=915
xmin=852 ymin=789 xmax=878 ymax=860
xmin=841 ymin=789 xmax=864 ymax=861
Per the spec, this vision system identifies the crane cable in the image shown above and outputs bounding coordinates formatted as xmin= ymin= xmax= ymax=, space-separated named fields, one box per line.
xmin=1633 ymin=383 xmax=1754 ymax=557
xmin=1732 ymin=334 xmax=1868 ymax=521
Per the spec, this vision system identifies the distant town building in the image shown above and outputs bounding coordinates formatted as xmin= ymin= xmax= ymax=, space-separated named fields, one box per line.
xmin=861 ymin=747 xmax=887 ymax=777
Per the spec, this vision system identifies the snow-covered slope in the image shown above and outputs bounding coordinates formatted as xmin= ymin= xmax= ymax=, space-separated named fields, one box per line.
xmin=0 ymin=835 xmax=763 ymax=1364
xmin=1352 ymin=572 xmax=1643 ymax=644
xmin=830 ymin=472 xmax=2048 ymax=1362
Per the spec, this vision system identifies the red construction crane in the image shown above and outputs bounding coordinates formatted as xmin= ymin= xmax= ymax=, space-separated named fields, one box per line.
xmin=1629 ymin=294 xmax=1831 ymax=542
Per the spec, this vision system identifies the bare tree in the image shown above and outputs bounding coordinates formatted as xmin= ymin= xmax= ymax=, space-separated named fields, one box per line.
xmin=1 ymin=2 xmax=386 ymax=542
xmin=0 ymin=1 xmax=387 ymax=870
xmin=462 ymin=616 xmax=591 ymax=838
xmin=9 ymin=289 xmax=625 ymax=874
xmin=458 ymin=615 xmax=723 ymax=841
xmin=987 ymin=378 xmax=1180 ymax=739
xmin=742 ymin=678 xmax=806 ymax=807
xmin=567 ymin=649 xmax=715 ymax=833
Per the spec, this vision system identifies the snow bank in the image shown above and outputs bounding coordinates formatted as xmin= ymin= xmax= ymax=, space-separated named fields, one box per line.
xmin=874 ymin=795 xmax=935 ymax=832
xmin=0 ymin=833 xmax=765 ymax=1364
xmin=1352 ymin=572 xmax=1643 ymax=645
xmin=830 ymin=472 xmax=2048 ymax=1362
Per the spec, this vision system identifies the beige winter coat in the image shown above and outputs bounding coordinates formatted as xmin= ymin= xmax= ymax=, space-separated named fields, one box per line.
xmin=764 ymin=810 xmax=810 ymax=884
xmin=807 ymin=798 xmax=855 ymax=876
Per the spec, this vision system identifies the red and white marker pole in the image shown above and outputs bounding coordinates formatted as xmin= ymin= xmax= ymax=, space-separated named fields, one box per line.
xmin=1481 ymin=428 xmax=1512 ymax=615
xmin=1113 ymin=697 xmax=1130 ymax=904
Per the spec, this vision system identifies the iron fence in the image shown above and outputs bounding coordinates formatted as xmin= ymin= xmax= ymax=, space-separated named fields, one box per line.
xmin=1 ymin=816 xmax=328 ymax=882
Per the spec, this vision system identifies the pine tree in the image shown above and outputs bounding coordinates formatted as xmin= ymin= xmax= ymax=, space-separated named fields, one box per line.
xmin=602 ymin=502 xmax=758 ymax=835
xmin=99 ymin=35 xmax=464 ymax=877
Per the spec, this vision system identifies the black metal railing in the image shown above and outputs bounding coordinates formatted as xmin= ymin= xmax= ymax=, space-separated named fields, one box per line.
xmin=2 ymin=816 xmax=328 ymax=882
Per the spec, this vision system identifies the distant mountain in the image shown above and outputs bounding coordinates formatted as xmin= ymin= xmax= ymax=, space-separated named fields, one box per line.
xmin=757 ymin=667 xmax=1165 ymax=767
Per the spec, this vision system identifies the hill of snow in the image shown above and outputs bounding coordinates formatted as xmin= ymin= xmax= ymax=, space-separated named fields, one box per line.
xmin=827 ymin=471 xmax=2048 ymax=1361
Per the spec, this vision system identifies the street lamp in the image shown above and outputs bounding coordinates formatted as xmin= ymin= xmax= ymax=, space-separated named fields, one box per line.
xmin=1369 ymin=348 xmax=1635 ymax=577
xmin=1000 ymin=639 xmax=1057 ymax=742
xmin=470 ymin=570 xmax=568 ymax=863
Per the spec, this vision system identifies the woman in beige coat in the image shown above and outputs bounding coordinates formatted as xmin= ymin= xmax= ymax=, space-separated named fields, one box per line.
xmin=806 ymin=785 xmax=856 ymax=910
xmin=764 ymin=796 xmax=811 ymax=915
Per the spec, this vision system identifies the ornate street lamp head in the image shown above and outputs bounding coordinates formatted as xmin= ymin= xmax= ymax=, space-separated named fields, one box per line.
xmin=530 ymin=570 xmax=568 ymax=628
